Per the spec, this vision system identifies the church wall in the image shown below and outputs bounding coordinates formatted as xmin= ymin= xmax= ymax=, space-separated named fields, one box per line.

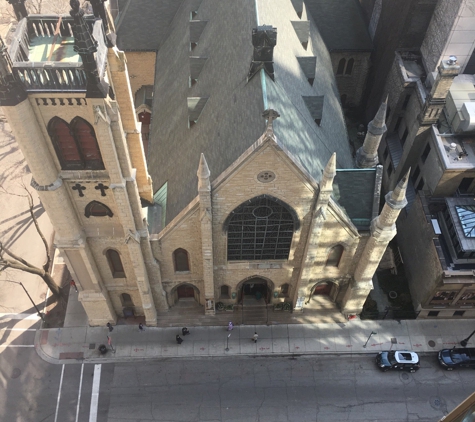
xmin=331 ymin=51 xmax=371 ymax=107
xmin=155 ymin=207 xmax=205 ymax=305
xmin=211 ymin=144 xmax=315 ymax=303
xmin=124 ymin=51 xmax=157 ymax=97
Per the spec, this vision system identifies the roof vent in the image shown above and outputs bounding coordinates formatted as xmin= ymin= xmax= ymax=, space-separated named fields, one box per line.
xmin=302 ymin=95 xmax=324 ymax=126
xmin=248 ymin=26 xmax=277 ymax=82
xmin=291 ymin=21 xmax=310 ymax=50
xmin=187 ymin=97 xmax=208 ymax=127
xmin=297 ymin=56 xmax=316 ymax=86
xmin=450 ymin=143 xmax=457 ymax=150
xmin=447 ymin=55 xmax=457 ymax=65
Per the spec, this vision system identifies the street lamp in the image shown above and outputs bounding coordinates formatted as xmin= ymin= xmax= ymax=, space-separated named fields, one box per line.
xmin=3 ymin=279 xmax=45 ymax=322
xmin=225 ymin=333 xmax=231 ymax=351
xmin=460 ymin=329 xmax=475 ymax=347
xmin=363 ymin=331 xmax=377 ymax=348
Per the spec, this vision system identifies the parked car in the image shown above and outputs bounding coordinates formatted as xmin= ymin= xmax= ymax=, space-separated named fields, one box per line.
xmin=376 ymin=350 xmax=420 ymax=372
xmin=438 ymin=348 xmax=475 ymax=370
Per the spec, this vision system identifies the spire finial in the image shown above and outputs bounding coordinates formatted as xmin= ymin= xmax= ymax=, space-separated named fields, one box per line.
xmin=323 ymin=152 xmax=336 ymax=180
xmin=197 ymin=153 xmax=211 ymax=191
xmin=262 ymin=109 xmax=280 ymax=135
xmin=391 ymin=167 xmax=410 ymax=202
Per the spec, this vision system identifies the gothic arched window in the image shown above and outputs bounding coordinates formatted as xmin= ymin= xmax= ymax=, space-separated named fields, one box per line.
xmin=48 ymin=116 xmax=104 ymax=170
xmin=48 ymin=117 xmax=83 ymax=170
xmin=173 ymin=248 xmax=190 ymax=272
xmin=345 ymin=58 xmax=354 ymax=75
xmin=106 ymin=249 xmax=125 ymax=278
xmin=85 ymin=201 xmax=113 ymax=218
xmin=225 ymin=195 xmax=298 ymax=261
xmin=337 ymin=58 xmax=346 ymax=75
xmin=326 ymin=245 xmax=344 ymax=267
xmin=220 ymin=285 xmax=230 ymax=298
xmin=71 ymin=117 xmax=104 ymax=170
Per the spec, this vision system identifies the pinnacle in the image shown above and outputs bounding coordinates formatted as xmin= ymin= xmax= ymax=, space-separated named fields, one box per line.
xmin=197 ymin=153 xmax=210 ymax=180
xmin=391 ymin=167 xmax=410 ymax=202
xmin=372 ymin=98 xmax=387 ymax=129
xmin=323 ymin=152 xmax=336 ymax=179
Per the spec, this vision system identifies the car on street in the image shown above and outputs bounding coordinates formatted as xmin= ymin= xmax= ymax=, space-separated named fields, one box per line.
xmin=376 ymin=350 xmax=420 ymax=372
xmin=438 ymin=348 xmax=475 ymax=370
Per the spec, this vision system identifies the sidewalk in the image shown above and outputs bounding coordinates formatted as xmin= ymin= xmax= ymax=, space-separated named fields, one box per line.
xmin=35 ymin=289 xmax=475 ymax=365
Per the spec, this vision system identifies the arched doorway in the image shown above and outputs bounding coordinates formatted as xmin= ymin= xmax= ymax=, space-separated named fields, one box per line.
xmin=172 ymin=283 xmax=200 ymax=307
xmin=306 ymin=281 xmax=338 ymax=309
xmin=237 ymin=276 xmax=274 ymax=304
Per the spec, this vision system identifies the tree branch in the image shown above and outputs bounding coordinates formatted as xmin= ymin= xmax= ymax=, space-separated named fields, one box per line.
xmin=0 ymin=242 xmax=37 ymax=269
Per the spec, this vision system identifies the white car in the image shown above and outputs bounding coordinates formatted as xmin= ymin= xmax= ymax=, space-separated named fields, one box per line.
xmin=376 ymin=350 xmax=420 ymax=372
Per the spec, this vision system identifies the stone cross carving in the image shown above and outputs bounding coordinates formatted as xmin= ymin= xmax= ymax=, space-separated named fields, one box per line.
xmin=72 ymin=183 xmax=86 ymax=197
xmin=95 ymin=183 xmax=109 ymax=196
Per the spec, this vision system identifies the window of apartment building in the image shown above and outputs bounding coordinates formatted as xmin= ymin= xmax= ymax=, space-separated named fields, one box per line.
xmin=421 ymin=143 xmax=431 ymax=163
xmin=416 ymin=178 xmax=425 ymax=191
xmin=453 ymin=311 xmax=465 ymax=317
xmin=428 ymin=311 xmax=440 ymax=317
xmin=401 ymin=128 xmax=409 ymax=146
xmin=458 ymin=178 xmax=474 ymax=195
xmin=402 ymin=94 xmax=411 ymax=110
xmin=387 ymin=162 xmax=393 ymax=176
xmin=412 ymin=166 xmax=420 ymax=184
xmin=394 ymin=117 xmax=402 ymax=133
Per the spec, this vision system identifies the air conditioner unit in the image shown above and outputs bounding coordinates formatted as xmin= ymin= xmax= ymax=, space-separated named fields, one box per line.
xmin=453 ymin=102 xmax=475 ymax=133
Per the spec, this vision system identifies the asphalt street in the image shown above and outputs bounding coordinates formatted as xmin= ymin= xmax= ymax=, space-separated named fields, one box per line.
xmin=1 ymin=329 xmax=474 ymax=422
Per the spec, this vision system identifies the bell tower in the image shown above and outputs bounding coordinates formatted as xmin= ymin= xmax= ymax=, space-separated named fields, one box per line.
xmin=0 ymin=0 xmax=167 ymax=325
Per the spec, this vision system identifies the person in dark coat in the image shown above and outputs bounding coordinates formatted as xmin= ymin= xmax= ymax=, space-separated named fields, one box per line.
xmin=176 ymin=335 xmax=183 ymax=344
xmin=182 ymin=327 xmax=190 ymax=336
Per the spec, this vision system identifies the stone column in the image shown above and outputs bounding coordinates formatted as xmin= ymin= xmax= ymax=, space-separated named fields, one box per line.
xmin=197 ymin=154 xmax=215 ymax=314
xmin=356 ymin=99 xmax=387 ymax=168
xmin=341 ymin=169 xmax=409 ymax=316
xmin=294 ymin=153 xmax=336 ymax=310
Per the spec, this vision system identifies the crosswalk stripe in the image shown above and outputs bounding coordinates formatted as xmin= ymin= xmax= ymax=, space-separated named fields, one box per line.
xmin=0 ymin=313 xmax=40 ymax=320
xmin=89 ymin=364 xmax=102 ymax=422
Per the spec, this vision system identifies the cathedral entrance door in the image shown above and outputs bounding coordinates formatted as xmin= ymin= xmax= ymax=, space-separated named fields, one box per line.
xmin=313 ymin=282 xmax=332 ymax=296
xmin=177 ymin=285 xmax=195 ymax=298
xmin=238 ymin=277 xmax=271 ymax=325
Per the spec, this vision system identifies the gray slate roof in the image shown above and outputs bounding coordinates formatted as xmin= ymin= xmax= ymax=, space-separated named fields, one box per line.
xmin=144 ymin=0 xmax=357 ymax=224
xmin=115 ymin=0 xmax=184 ymax=51
xmin=304 ymin=0 xmax=372 ymax=51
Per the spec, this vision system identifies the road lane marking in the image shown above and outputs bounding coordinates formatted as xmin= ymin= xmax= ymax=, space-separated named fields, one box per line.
xmin=0 ymin=313 xmax=40 ymax=320
xmin=89 ymin=364 xmax=102 ymax=422
xmin=76 ymin=363 xmax=84 ymax=422
xmin=3 ymin=328 xmax=37 ymax=331
xmin=0 ymin=344 xmax=34 ymax=347
xmin=54 ymin=364 xmax=65 ymax=422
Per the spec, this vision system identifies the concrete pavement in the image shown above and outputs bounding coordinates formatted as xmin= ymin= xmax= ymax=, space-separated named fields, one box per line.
xmin=34 ymin=288 xmax=475 ymax=365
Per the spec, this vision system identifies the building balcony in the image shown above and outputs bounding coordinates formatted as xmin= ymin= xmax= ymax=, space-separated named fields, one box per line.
xmin=8 ymin=15 xmax=107 ymax=93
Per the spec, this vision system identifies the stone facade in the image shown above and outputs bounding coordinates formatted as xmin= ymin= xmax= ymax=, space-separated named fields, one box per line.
xmin=331 ymin=52 xmax=371 ymax=107
xmin=124 ymin=51 xmax=157 ymax=97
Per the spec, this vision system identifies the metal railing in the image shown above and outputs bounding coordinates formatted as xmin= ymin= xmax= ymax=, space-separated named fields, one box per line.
xmin=8 ymin=15 xmax=107 ymax=93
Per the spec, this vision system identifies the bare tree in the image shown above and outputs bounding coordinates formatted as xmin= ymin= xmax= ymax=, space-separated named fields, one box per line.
xmin=0 ymin=186 xmax=61 ymax=299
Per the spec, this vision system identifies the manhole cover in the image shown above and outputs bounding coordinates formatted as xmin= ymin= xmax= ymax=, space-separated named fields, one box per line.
xmin=428 ymin=340 xmax=436 ymax=347
xmin=430 ymin=396 xmax=446 ymax=411
xmin=11 ymin=368 xmax=21 ymax=379
xmin=401 ymin=373 xmax=410 ymax=381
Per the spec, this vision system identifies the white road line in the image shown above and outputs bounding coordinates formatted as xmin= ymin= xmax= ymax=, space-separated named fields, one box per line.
xmin=89 ymin=364 xmax=102 ymax=422
xmin=3 ymin=328 xmax=36 ymax=331
xmin=0 ymin=313 xmax=40 ymax=320
xmin=75 ymin=363 xmax=84 ymax=422
xmin=0 ymin=345 xmax=34 ymax=348
xmin=54 ymin=364 xmax=65 ymax=422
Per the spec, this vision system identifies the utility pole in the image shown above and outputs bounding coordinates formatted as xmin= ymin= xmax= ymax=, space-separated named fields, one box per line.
xmin=4 ymin=280 xmax=45 ymax=322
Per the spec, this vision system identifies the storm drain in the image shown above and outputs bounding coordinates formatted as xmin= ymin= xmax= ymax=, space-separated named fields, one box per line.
xmin=89 ymin=343 xmax=96 ymax=349
xmin=428 ymin=340 xmax=436 ymax=348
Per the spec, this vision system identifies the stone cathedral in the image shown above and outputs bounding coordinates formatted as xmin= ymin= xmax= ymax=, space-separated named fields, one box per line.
xmin=0 ymin=0 xmax=408 ymax=326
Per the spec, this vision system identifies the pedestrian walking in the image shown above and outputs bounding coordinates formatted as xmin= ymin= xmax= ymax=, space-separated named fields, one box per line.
xmin=252 ymin=332 xmax=258 ymax=343
xmin=176 ymin=334 xmax=183 ymax=344
xmin=182 ymin=327 xmax=190 ymax=336
xmin=138 ymin=323 xmax=145 ymax=332
xmin=70 ymin=280 xmax=78 ymax=293
xmin=227 ymin=321 xmax=234 ymax=331
xmin=106 ymin=322 xmax=114 ymax=332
